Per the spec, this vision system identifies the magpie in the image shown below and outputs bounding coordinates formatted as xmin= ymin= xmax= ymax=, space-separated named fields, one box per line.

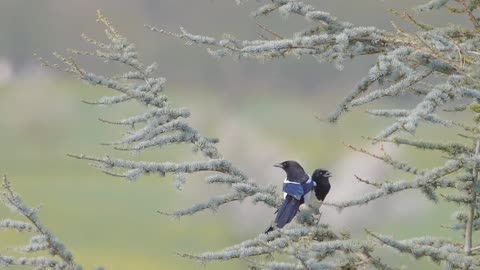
xmin=265 ymin=160 xmax=331 ymax=233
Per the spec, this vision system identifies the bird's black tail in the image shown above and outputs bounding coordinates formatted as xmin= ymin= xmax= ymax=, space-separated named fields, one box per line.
xmin=265 ymin=196 xmax=301 ymax=233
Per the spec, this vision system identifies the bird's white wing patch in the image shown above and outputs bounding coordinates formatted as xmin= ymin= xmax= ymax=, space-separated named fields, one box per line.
xmin=283 ymin=176 xmax=314 ymax=201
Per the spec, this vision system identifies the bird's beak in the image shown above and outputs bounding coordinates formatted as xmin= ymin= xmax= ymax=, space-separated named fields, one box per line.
xmin=273 ymin=163 xmax=284 ymax=168
xmin=325 ymin=172 xmax=332 ymax=177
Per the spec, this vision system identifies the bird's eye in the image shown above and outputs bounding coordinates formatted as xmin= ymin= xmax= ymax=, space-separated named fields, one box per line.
xmin=282 ymin=162 xmax=287 ymax=167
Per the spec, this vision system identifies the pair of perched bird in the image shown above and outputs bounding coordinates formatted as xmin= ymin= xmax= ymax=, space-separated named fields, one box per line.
xmin=266 ymin=160 xmax=331 ymax=233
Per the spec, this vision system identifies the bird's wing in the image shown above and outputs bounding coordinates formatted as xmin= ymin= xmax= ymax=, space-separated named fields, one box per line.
xmin=283 ymin=182 xmax=304 ymax=200
xmin=273 ymin=195 xmax=302 ymax=229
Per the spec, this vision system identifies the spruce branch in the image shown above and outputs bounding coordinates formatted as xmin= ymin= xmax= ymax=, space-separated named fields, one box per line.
xmin=415 ymin=0 xmax=451 ymax=12
xmin=380 ymin=137 xmax=472 ymax=156
xmin=0 ymin=176 xmax=82 ymax=270
xmin=152 ymin=0 xmax=480 ymax=126
xmin=344 ymin=142 xmax=424 ymax=175
xmin=175 ymin=223 xmax=382 ymax=269
xmin=328 ymin=160 xmax=461 ymax=210
xmin=366 ymin=229 xmax=478 ymax=269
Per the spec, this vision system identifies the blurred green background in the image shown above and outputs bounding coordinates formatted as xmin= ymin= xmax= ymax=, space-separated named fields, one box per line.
xmin=0 ymin=1 xmax=473 ymax=269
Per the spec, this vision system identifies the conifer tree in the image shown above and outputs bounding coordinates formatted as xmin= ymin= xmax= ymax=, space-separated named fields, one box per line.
xmin=144 ymin=0 xmax=480 ymax=268
xmin=3 ymin=0 xmax=480 ymax=269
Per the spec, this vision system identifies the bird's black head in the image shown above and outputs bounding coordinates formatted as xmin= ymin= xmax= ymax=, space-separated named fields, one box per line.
xmin=274 ymin=160 xmax=309 ymax=183
xmin=312 ymin=169 xmax=332 ymax=180
xmin=311 ymin=168 xmax=332 ymax=201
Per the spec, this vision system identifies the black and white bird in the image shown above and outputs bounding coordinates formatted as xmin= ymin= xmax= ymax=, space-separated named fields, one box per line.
xmin=265 ymin=160 xmax=331 ymax=233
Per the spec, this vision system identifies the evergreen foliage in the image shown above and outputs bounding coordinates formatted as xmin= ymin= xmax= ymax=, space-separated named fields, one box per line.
xmin=0 ymin=176 xmax=83 ymax=270
xmin=5 ymin=0 xmax=480 ymax=269
xmin=45 ymin=9 xmax=384 ymax=269
xmin=146 ymin=0 xmax=480 ymax=268
xmin=42 ymin=11 xmax=281 ymax=219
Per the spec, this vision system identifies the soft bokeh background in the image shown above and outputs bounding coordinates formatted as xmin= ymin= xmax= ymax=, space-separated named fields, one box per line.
xmin=0 ymin=1 xmax=472 ymax=269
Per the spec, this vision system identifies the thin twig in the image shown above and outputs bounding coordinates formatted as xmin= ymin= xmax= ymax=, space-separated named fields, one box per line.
xmin=354 ymin=175 xmax=382 ymax=188
xmin=465 ymin=137 xmax=480 ymax=255
xmin=255 ymin=21 xmax=285 ymax=40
